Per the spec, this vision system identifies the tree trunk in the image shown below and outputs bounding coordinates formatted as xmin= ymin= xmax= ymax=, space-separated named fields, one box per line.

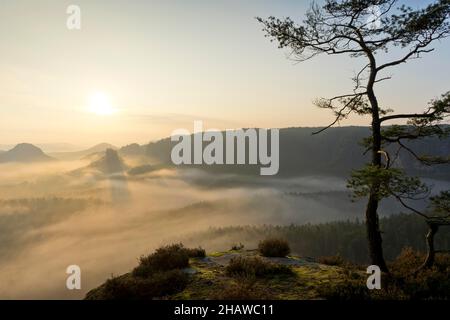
xmin=365 ymin=119 xmax=388 ymax=272
xmin=365 ymin=64 xmax=389 ymax=273
xmin=422 ymin=223 xmax=438 ymax=269
xmin=365 ymin=192 xmax=389 ymax=272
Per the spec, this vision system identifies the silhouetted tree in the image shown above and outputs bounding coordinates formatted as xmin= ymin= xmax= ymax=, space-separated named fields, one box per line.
xmin=414 ymin=190 xmax=450 ymax=269
xmin=258 ymin=0 xmax=450 ymax=272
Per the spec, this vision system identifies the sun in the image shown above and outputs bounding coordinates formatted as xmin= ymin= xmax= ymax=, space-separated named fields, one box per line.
xmin=88 ymin=92 xmax=116 ymax=115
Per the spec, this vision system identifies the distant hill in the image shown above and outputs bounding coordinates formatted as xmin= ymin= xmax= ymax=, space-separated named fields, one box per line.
xmin=120 ymin=143 xmax=145 ymax=156
xmin=0 ymin=145 xmax=13 ymax=151
xmin=36 ymin=143 xmax=83 ymax=153
xmin=0 ymin=143 xmax=54 ymax=163
xmin=140 ymin=126 xmax=450 ymax=179
xmin=89 ymin=149 xmax=127 ymax=174
xmin=50 ymin=143 xmax=117 ymax=161
xmin=0 ymin=143 xmax=81 ymax=153
xmin=70 ymin=148 xmax=128 ymax=177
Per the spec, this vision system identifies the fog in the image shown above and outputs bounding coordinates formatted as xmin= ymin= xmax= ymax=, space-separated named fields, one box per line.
xmin=0 ymin=161 xmax=448 ymax=299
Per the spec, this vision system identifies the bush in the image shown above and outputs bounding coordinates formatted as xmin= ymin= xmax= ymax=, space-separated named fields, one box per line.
xmin=133 ymin=243 xmax=189 ymax=278
xmin=95 ymin=270 xmax=189 ymax=300
xmin=435 ymin=253 xmax=450 ymax=271
xmin=318 ymin=255 xmax=347 ymax=267
xmin=258 ymin=238 xmax=290 ymax=257
xmin=143 ymin=270 xmax=189 ymax=297
xmin=389 ymin=247 xmax=424 ymax=276
xmin=400 ymin=267 xmax=450 ymax=300
xmin=388 ymin=248 xmax=450 ymax=300
xmin=318 ymin=277 xmax=370 ymax=301
xmin=185 ymin=247 xmax=206 ymax=258
xmin=319 ymin=249 xmax=450 ymax=300
xmin=231 ymin=243 xmax=245 ymax=251
xmin=226 ymin=256 xmax=293 ymax=278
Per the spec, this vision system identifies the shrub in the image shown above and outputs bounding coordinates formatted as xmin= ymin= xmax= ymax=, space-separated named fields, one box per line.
xmin=226 ymin=256 xmax=293 ymax=278
xmin=317 ymin=255 xmax=347 ymax=267
xmin=258 ymin=238 xmax=290 ymax=257
xmin=143 ymin=270 xmax=190 ymax=297
xmin=231 ymin=243 xmax=245 ymax=251
xmin=435 ymin=253 xmax=450 ymax=271
xmin=389 ymin=247 xmax=424 ymax=276
xmin=91 ymin=276 xmax=136 ymax=300
xmin=185 ymin=247 xmax=206 ymax=258
xmin=388 ymin=249 xmax=450 ymax=300
xmin=318 ymin=277 xmax=370 ymax=301
xmin=96 ymin=270 xmax=189 ymax=300
xmin=133 ymin=243 xmax=189 ymax=278
xmin=399 ymin=268 xmax=450 ymax=300
xmin=319 ymin=249 xmax=450 ymax=300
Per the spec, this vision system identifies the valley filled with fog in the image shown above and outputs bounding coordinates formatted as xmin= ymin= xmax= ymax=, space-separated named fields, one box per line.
xmin=0 ymin=164 xmax=347 ymax=298
xmin=0 ymin=159 xmax=449 ymax=299
xmin=1 ymin=127 xmax=449 ymax=299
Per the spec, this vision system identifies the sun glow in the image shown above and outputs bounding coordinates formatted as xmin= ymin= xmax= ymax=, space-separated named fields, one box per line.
xmin=88 ymin=92 xmax=116 ymax=115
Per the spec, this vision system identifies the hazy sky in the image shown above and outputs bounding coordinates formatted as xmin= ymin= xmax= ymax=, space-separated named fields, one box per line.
xmin=0 ymin=0 xmax=449 ymax=147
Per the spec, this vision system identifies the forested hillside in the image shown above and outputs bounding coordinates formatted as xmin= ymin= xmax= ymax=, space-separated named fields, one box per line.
xmin=140 ymin=127 xmax=450 ymax=178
